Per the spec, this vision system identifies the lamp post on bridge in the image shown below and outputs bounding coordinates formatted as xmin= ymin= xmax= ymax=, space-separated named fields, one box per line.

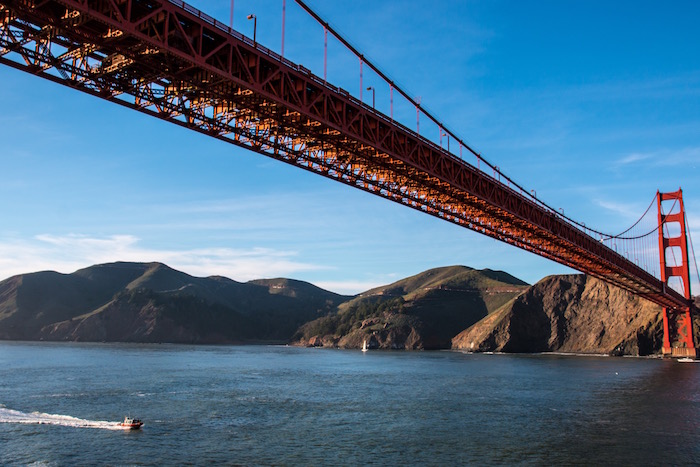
xmin=247 ymin=14 xmax=257 ymax=45
xmin=366 ymin=86 xmax=375 ymax=109
xmin=415 ymin=96 xmax=421 ymax=134
xmin=440 ymin=130 xmax=449 ymax=153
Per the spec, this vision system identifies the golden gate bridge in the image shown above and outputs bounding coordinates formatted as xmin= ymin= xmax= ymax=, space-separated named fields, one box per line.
xmin=0 ymin=0 xmax=697 ymax=356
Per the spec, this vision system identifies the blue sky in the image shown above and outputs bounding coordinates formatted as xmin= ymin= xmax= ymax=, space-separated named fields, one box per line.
xmin=1 ymin=0 xmax=699 ymax=294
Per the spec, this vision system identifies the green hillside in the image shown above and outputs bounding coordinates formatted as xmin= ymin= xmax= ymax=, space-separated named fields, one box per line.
xmin=293 ymin=265 xmax=528 ymax=349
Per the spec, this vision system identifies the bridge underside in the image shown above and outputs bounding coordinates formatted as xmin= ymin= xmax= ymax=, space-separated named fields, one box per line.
xmin=0 ymin=0 xmax=692 ymax=317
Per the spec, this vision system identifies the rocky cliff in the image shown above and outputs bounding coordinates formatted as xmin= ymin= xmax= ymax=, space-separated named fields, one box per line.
xmin=1 ymin=262 xmax=692 ymax=354
xmin=292 ymin=266 xmax=528 ymax=350
xmin=451 ymin=274 xmax=669 ymax=356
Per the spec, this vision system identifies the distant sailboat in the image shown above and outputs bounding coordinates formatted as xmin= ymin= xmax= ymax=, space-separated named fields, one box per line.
xmin=361 ymin=339 xmax=368 ymax=352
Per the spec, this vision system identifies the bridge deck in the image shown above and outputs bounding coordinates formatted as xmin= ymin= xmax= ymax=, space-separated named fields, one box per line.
xmin=0 ymin=0 xmax=689 ymax=310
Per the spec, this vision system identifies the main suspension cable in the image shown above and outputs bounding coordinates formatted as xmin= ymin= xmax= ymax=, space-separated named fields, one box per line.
xmin=604 ymin=194 xmax=659 ymax=240
xmin=686 ymin=216 xmax=700 ymax=297
xmin=291 ymin=1 xmax=668 ymax=244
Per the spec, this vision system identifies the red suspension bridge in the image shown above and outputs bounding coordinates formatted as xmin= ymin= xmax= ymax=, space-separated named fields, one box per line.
xmin=0 ymin=0 xmax=697 ymax=356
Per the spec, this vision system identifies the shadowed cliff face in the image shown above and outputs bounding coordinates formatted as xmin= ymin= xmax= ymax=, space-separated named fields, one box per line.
xmin=292 ymin=266 xmax=528 ymax=350
xmin=0 ymin=262 xmax=349 ymax=343
xmin=452 ymin=275 xmax=666 ymax=356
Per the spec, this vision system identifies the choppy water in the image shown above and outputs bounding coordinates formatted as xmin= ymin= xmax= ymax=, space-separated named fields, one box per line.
xmin=0 ymin=342 xmax=698 ymax=465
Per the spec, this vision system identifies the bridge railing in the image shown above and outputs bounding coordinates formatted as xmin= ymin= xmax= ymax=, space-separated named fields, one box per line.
xmin=163 ymin=0 xmax=614 ymax=253
xmin=163 ymin=2 xmax=513 ymax=184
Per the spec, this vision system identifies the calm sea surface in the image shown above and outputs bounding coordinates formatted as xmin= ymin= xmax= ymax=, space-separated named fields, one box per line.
xmin=1 ymin=342 xmax=699 ymax=465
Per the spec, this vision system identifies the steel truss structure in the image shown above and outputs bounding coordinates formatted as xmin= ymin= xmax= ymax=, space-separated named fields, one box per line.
xmin=657 ymin=190 xmax=696 ymax=356
xmin=0 ymin=0 xmax=694 ymax=350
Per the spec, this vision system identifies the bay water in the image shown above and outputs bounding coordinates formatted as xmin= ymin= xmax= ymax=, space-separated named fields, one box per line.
xmin=1 ymin=342 xmax=698 ymax=465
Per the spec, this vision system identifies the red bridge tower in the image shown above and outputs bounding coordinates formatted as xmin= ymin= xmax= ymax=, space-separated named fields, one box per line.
xmin=657 ymin=189 xmax=697 ymax=357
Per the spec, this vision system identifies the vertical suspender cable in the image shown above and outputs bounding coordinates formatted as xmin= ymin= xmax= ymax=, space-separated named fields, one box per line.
xmin=685 ymin=216 xmax=700 ymax=297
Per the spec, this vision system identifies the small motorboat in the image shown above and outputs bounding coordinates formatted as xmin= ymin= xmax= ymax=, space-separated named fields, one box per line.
xmin=119 ymin=416 xmax=144 ymax=430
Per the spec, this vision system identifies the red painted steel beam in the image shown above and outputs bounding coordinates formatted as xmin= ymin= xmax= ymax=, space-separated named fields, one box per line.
xmin=0 ymin=0 xmax=690 ymax=312
xmin=657 ymin=190 xmax=696 ymax=356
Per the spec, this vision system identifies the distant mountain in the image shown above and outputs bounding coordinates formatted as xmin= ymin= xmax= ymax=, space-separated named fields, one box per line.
xmin=2 ymin=262 xmax=692 ymax=355
xmin=0 ymin=262 xmax=349 ymax=343
xmin=451 ymin=274 xmax=668 ymax=356
xmin=291 ymin=266 xmax=528 ymax=350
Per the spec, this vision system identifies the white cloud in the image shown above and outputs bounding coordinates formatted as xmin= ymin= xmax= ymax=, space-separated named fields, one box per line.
xmin=614 ymin=146 xmax=700 ymax=169
xmin=616 ymin=153 xmax=652 ymax=166
xmin=688 ymin=215 xmax=700 ymax=231
xmin=313 ymin=280 xmax=385 ymax=296
xmin=0 ymin=234 xmax=326 ymax=283
xmin=593 ymin=199 xmax=643 ymax=219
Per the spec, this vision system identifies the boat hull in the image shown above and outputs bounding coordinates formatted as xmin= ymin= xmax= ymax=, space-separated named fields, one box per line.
xmin=119 ymin=422 xmax=143 ymax=430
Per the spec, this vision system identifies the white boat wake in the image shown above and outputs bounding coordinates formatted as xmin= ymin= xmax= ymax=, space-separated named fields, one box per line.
xmin=0 ymin=407 xmax=132 ymax=430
